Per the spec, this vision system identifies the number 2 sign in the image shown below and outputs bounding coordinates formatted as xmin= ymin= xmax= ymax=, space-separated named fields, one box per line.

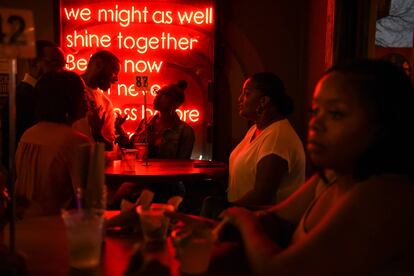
xmin=0 ymin=8 xmax=35 ymax=58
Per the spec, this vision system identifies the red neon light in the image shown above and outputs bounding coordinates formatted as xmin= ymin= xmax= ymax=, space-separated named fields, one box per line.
xmin=63 ymin=6 xmax=213 ymax=26
xmin=65 ymin=30 xmax=200 ymax=53
xmin=60 ymin=0 xmax=214 ymax=158
xmin=113 ymin=106 xmax=200 ymax=123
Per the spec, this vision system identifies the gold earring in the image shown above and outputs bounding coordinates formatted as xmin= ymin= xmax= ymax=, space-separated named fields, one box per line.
xmin=256 ymin=105 xmax=264 ymax=115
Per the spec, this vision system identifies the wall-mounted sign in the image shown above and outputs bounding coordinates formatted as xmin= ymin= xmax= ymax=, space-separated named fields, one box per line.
xmin=60 ymin=0 xmax=215 ymax=159
xmin=0 ymin=8 xmax=36 ymax=59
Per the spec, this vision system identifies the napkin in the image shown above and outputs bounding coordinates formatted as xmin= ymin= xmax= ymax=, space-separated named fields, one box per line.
xmin=167 ymin=196 xmax=183 ymax=210
xmin=120 ymin=189 xmax=155 ymax=213
xmin=106 ymin=189 xmax=155 ymax=229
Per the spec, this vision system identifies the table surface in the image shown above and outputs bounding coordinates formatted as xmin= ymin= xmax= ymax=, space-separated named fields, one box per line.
xmin=6 ymin=211 xmax=249 ymax=276
xmin=105 ymin=159 xmax=227 ymax=184
xmin=7 ymin=212 xmax=179 ymax=276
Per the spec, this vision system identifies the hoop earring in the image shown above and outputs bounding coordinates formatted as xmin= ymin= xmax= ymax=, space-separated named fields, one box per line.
xmin=256 ymin=105 xmax=264 ymax=116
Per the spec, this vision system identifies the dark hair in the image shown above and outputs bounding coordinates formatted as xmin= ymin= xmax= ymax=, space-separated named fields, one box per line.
xmin=326 ymin=59 xmax=414 ymax=180
xmin=35 ymin=40 xmax=58 ymax=59
xmin=158 ymin=80 xmax=188 ymax=104
xmin=33 ymin=40 xmax=65 ymax=68
xmin=35 ymin=71 xmax=85 ymax=123
xmin=88 ymin=50 xmax=120 ymax=68
xmin=249 ymin=72 xmax=294 ymax=116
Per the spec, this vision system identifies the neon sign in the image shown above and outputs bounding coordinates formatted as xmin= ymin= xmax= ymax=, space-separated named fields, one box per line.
xmin=60 ymin=0 xmax=215 ymax=158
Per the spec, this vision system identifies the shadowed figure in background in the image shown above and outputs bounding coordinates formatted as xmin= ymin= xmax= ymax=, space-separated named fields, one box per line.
xmin=16 ymin=40 xmax=66 ymax=142
xmin=1 ymin=40 xmax=65 ymax=168
xmin=217 ymin=59 xmax=414 ymax=275
xmin=112 ymin=80 xmax=195 ymax=207
xmin=202 ymin=72 xmax=305 ymax=218
xmin=15 ymin=71 xmax=92 ymax=217
xmin=73 ymin=50 xmax=120 ymax=150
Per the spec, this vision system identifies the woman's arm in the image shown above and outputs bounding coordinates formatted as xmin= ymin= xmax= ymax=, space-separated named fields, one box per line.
xmin=234 ymin=154 xmax=287 ymax=206
xmin=266 ymin=173 xmax=322 ymax=223
xmin=225 ymin=172 xmax=322 ymax=247
xmin=225 ymin=175 xmax=414 ymax=276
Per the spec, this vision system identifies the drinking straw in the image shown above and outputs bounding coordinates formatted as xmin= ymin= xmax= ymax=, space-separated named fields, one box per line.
xmin=75 ymin=187 xmax=82 ymax=209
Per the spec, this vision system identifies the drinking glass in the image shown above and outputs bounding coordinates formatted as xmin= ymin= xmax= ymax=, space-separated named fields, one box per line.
xmin=121 ymin=149 xmax=138 ymax=171
xmin=133 ymin=143 xmax=148 ymax=161
xmin=172 ymin=227 xmax=214 ymax=274
xmin=61 ymin=209 xmax=104 ymax=269
xmin=136 ymin=203 xmax=174 ymax=242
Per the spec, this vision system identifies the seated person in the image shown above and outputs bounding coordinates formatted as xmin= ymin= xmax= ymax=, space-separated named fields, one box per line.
xmin=112 ymin=80 xmax=195 ymax=206
xmin=15 ymin=71 xmax=93 ymax=217
xmin=202 ymin=72 xmax=306 ymax=218
xmin=219 ymin=59 xmax=414 ymax=275
xmin=116 ymin=80 xmax=195 ymax=159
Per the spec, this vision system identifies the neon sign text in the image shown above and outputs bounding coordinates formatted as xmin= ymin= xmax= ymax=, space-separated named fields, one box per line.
xmin=64 ymin=6 xmax=213 ymax=27
xmin=66 ymin=54 xmax=163 ymax=73
xmin=61 ymin=0 xmax=214 ymax=159
xmin=113 ymin=106 xmax=200 ymax=122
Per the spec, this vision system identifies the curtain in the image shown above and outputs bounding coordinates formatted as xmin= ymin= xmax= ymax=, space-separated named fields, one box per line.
xmin=332 ymin=0 xmax=374 ymax=64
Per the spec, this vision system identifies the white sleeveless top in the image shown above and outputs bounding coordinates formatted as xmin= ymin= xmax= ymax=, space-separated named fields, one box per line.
xmin=228 ymin=119 xmax=306 ymax=203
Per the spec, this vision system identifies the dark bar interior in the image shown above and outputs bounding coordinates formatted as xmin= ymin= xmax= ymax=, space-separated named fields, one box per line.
xmin=0 ymin=0 xmax=413 ymax=275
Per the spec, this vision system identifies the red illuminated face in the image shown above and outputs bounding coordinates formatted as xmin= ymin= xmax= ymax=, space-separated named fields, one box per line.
xmin=96 ymin=62 xmax=120 ymax=91
xmin=307 ymin=73 xmax=378 ymax=172
xmin=238 ymin=78 xmax=263 ymax=121
xmin=153 ymin=90 xmax=177 ymax=112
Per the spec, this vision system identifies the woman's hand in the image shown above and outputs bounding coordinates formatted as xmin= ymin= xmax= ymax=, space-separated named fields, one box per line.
xmin=115 ymin=112 xmax=130 ymax=147
xmin=220 ymin=207 xmax=260 ymax=232
xmin=115 ymin=112 xmax=127 ymax=133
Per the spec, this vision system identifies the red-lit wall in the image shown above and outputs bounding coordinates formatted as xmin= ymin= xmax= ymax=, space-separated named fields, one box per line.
xmin=3 ymin=0 xmax=330 ymax=164
xmin=60 ymin=0 xmax=215 ymax=159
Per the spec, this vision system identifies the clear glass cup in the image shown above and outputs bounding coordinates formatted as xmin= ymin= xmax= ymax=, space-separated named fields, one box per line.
xmin=121 ymin=149 xmax=138 ymax=171
xmin=172 ymin=227 xmax=214 ymax=274
xmin=61 ymin=209 xmax=104 ymax=269
xmin=133 ymin=143 xmax=148 ymax=161
xmin=136 ymin=203 xmax=174 ymax=242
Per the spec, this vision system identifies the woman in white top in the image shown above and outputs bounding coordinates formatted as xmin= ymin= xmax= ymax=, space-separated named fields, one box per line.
xmin=228 ymin=72 xmax=306 ymax=206
xmin=220 ymin=60 xmax=414 ymax=275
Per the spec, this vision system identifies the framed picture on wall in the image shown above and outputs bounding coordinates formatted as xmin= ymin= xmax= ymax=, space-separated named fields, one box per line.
xmin=373 ymin=0 xmax=414 ymax=82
